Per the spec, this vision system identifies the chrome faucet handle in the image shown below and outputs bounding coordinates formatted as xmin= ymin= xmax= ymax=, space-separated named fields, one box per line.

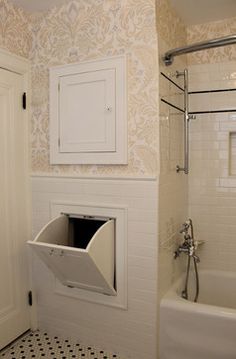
xmin=173 ymin=245 xmax=189 ymax=259
xmin=180 ymin=222 xmax=190 ymax=234
xmin=184 ymin=234 xmax=191 ymax=241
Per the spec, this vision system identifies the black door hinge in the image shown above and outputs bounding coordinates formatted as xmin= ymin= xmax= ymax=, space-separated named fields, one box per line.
xmin=23 ymin=92 xmax=27 ymax=110
xmin=28 ymin=291 xmax=33 ymax=306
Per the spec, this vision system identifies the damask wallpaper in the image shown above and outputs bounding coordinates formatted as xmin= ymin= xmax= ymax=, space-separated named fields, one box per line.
xmin=187 ymin=17 xmax=236 ymax=64
xmin=156 ymin=0 xmax=187 ymax=49
xmin=29 ymin=0 xmax=159 ymax=177
xmin=0 ymin=0 xmax=31 ymax=58
xmin=0 ymin=0 xmax=189 ymax=177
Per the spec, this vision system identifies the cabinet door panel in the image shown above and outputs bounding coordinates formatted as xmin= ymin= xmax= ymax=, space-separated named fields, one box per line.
xmin=50 ymin=55 xmax=127 ymax=164
xmin=59 ymin=69 xmax=116 ymax=153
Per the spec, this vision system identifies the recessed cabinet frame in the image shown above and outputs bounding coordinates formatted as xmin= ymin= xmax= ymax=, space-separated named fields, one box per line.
xmin=50 ymin=55 xmax=127 ymax=164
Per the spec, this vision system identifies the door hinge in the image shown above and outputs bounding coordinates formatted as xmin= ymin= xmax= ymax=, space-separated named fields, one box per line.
xmin=28 ymin=291 xmax=33 ymax=306
xmin=22 ymin=92 xmax=27 ymax=110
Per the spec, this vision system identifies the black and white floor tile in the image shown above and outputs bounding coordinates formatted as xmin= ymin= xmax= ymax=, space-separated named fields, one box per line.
xmin=0 ymin=331 xmax=121 ymax=359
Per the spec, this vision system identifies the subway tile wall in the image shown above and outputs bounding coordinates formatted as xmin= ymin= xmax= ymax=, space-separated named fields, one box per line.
xmin=31 ymin=176 xmax=158 ymax=359
xmin=230 ymin=132 xmax=236 ymax=176
xmin=188 ymin=62 xmax=236 ymax=271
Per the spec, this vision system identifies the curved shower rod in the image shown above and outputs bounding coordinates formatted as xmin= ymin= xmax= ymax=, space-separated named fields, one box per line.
xmin=163 ymin=34 xmax=236 ymax=66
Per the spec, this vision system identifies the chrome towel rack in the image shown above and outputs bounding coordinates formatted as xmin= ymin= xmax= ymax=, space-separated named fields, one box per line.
xmin=160 ymin=69 xmax=194 ymax=175
xmin=176 ymin=69 xmax=191 ymax=174
xmin=161 ymin=33 xmax=236 ymax=174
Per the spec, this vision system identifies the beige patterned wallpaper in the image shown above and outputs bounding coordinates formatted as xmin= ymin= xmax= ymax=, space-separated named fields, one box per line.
xmin=29 ymin=0 xmax=159 ymax=177
xmin=0 ymin=0 xmax=31 ymax=58
xmin=0 ymin=0 xmax=188 ymax=177
xmin=156 ymin=0 xmax=186 ymax=49
xmin=187 ymin=17 xmax=236 ymax=64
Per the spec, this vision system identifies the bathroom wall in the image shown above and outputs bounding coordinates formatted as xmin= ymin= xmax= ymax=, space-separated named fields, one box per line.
xmin=0 ymin=0 xmax=31 ymax=58
xmin=0 ymin=0 xmax=194 ymax=357
xmin=28 ymin=2 xmax=160 ymax=359
xmin=32 ymin=177 xmax=158 ymax=359
xmin=30 ymin=0 xmax=159 ymax=177
xmin=0 ymin=0 xmax=159 ymax=178
xmin=187 ymin=17 xmax=236 ymax=65
xmin=28 ymin=1 xmax=160 ymax=359
xmin=156 ymin=0 xmax=188 ymax=298
xmin=187 ymin=18 xmax=236 ymax=271
xmin=0 ymin=1 xmax=159 ymax=358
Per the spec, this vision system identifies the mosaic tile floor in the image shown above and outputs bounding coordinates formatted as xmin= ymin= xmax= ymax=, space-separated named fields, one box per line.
xmin=0 ymin=331 xmax=120 ymax=359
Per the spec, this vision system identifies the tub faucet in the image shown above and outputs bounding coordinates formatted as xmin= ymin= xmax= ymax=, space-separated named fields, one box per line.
xmin=179 ymin=222 xmax=190 ymax=235
xmin=174 ymin=241 xmax=199 ymax=261
xmin=174 ymin=219 xmax=200 ymax=262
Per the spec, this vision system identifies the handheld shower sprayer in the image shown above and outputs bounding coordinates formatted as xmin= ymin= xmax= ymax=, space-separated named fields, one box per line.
xmin=174 ymin=219 xmax=200 ymax=302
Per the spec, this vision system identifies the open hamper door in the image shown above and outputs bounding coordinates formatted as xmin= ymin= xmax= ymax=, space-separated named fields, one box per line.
xmin=28 ymin=214 xmax=116 ymax=296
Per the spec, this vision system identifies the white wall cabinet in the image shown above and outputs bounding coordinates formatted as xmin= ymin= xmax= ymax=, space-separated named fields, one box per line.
xmin=50 ymin=55 xmax=127 ymax=164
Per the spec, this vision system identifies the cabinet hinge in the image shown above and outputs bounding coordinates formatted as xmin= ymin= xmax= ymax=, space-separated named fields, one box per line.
xmin=58 ymin=82 xmax=60 ymax=91
xmin=22 ymin=92 xmax=26 ymax=110
xmin=28 ymin=291 xmax=33 ymax=306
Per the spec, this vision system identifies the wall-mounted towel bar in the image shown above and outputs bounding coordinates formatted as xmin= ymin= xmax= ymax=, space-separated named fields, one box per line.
xmin=189 ymin=86 xmax=236 ymax=114
xmin=176 ymin=69 xmax=190 ymax=174
xmin=160 ymin=72 xmax=184 ymax=92
xmin=161 ymin=98 xmax=185 ymax=113
xmin=161 ymin=68 xmax=236 ymax=175
xmin=189 ymin=109 xmax=236 ymax=115
xmin=189 ymin=88 xmax=236 ymax=95
xmin=160 ymin=69 xmax=191 ymax=174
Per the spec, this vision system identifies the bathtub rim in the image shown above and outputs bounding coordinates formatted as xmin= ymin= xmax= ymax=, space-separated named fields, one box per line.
xmin=161 ymin=269 xmax=236 ymax=318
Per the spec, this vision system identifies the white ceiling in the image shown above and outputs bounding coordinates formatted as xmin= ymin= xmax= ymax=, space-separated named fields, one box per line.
xmin=170 ymin=0 xmax=236 ymax=25
xmin=9 ymin=0 xmax=236 ymax=24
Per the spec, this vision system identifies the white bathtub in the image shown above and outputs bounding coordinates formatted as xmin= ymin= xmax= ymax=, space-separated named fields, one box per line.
xmin=160 ymin=270 xmax=236 ymax=359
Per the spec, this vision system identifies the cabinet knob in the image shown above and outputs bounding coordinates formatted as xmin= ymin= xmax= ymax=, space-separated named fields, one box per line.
xmin=106 ymin=106 xmax=112 ymax=112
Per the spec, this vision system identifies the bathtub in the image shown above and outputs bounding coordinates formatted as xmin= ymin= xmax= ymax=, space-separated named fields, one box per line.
xmin=160 ymin=270 xmax=236 ymax=359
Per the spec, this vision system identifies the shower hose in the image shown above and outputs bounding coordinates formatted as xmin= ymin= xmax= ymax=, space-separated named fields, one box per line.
xmin=181 ymin=219 xmax=199 ymax=303
xmin=182 ymin=253 xmax=199 ymax=303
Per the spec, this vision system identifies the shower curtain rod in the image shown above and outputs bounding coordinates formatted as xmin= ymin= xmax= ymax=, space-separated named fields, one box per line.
xmin=163 ymin=34 xmax=236 ymax=66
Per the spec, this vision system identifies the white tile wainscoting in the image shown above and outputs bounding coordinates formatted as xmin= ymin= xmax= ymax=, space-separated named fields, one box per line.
xmin=31 ymin=175 xmax=158 ymax=359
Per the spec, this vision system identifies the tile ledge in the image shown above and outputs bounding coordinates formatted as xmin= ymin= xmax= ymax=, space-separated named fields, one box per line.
xmin=30 ymin=172 xmax=158 ymax=182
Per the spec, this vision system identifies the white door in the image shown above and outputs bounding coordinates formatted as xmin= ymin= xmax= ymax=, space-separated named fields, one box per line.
xmin=0 ymin=68 xmax=30 ymax=349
